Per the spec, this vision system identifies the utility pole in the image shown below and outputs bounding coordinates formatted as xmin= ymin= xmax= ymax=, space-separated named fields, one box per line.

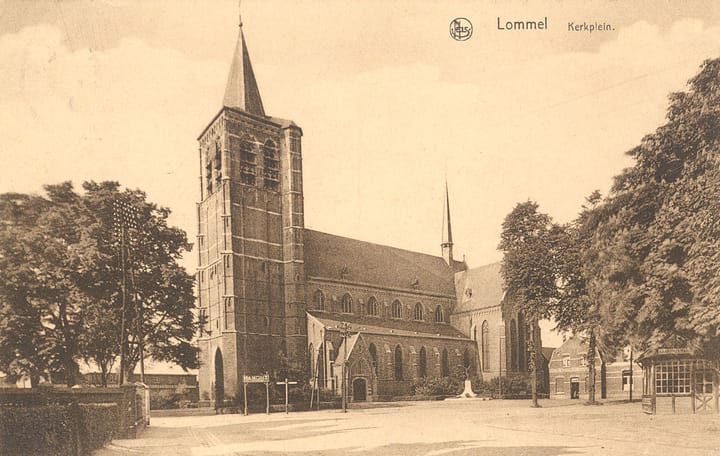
xmin=338 ymin=322 xmax=352 ymax=413
xmin=499 ymin=324 xmax=505 ymax=399
xmin=113 ymin=200 xmax=139 ymax=385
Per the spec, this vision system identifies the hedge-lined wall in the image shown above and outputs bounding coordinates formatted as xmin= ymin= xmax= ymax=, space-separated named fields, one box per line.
xmin=0 ymin=384 xmax=148 ymax=454
xmin=0 ymin=403 xmax=118 ymax=455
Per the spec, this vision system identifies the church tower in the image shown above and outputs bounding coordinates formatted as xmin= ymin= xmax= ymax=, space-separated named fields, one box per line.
xmin=196 ymin=18 xmax=306 ymax=405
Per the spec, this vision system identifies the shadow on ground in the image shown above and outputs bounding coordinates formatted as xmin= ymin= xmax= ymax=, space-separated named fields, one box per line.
xmin=252 ymin=441 xmax=584 ymax=456
xmin=209 ymin=418 xmax=378 ymax=443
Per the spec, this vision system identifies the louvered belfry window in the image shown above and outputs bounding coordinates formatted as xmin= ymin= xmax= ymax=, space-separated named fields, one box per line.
xmin=239 ymin=138 xmax=256 ymax=186
xmin=263 ymin=140 xmax=279 ymax=191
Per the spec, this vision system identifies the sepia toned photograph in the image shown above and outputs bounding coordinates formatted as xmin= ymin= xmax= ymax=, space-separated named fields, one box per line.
xmin=0 ymin=1 xmax=719 ymax=454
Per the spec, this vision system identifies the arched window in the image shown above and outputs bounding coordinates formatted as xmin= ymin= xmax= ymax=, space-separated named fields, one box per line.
xmin=313 ymin=290 xmax=325 ymax=310
xmin=394 ymin=345 xmax=403 ymax=380
xmin=434 ymin=305 xmax=444 ymax=323
xmin=367 ymin=296 xmax=379 ymax=316
xmin=441 ymin=348 xmax=450 ymax=377
xmin=368 ymin=343 xmax=378 ymax=373
xmin=510 ymin=319 xmax=518 ymax=371
xmin=239 ymin=137 xmax=256 ymax=186
xmin=517 ymin=313 xmax=526 ymax=371
xmin=419 ymin=346 xmax=427 ymax=378
xmin=262 ymin=140 xmax=279 ymax=191
xmin=391 ymin=300 xmax=402 ymax=319
xmin=481 ymin=321 xmax=489 ymax=372
xmin=342 ymin=294 xmax=353 ymax=313
xmin=414 ymin=303 xmax=424 ymax=321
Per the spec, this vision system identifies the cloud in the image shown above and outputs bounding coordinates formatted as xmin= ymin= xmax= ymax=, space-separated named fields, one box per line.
xmin=253 ymin=18 xmax=720 ymax=264
xmin=0 ymin=17 xmax=719 ymax=275
xmin=0 ymin=25 xmax=225 ymax=257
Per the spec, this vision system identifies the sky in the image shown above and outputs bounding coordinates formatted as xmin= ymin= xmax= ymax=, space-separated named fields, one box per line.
xmin=1 ymin=0 xmax=719 ymax=346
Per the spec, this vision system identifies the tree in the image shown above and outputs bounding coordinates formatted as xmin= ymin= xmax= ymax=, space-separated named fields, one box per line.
xmin=498 ymin=201 xmax=558 ymax=407
xmin=0 ymin=186 xmax=88 ymax=386
xmin=588 ymin=58 xmax=720 ymax=357
xmin=552 ymin=191 xmax=618 ymax=405
xmin=78 ymin=181 xmax=198 ymax=383
xmin=0 ymin=181 xmax=199 ymax=387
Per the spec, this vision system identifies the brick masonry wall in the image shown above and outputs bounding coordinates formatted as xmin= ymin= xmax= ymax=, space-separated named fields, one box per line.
xmin=306 ymin=280 xmax=454 ymax=323
xmin=327 ymin=331 xmax=476 ymax=399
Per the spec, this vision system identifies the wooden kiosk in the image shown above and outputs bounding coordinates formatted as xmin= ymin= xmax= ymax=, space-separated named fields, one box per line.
xmin=638 ymin=347 xmax=719 ymax=415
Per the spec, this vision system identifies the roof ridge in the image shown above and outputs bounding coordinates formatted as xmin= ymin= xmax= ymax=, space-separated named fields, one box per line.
xmin=304 ymin=228 xmax=458 ymax=264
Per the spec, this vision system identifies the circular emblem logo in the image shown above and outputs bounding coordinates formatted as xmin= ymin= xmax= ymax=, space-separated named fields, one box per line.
xmin=450 ymin=18 xmax=473 ymax=41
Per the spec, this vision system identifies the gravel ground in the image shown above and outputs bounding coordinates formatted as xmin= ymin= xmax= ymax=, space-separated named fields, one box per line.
xmin=95 ymin=399 xmax=720 ymax=456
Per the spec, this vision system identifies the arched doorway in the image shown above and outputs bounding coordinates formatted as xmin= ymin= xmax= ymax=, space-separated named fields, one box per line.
xmin=352 ymin=378 xmax=367 ymax=401
xmin=214 ymin=348 xmax=224 ymax=408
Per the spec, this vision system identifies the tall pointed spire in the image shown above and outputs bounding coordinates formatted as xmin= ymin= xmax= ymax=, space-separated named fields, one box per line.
xmin=223 ymin=7 xmax=266 ymax=116
xmin=441 ymin=180 xmax=454 ymax=265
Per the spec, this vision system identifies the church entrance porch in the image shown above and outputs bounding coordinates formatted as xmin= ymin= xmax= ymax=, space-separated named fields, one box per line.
xmin=353 ymin=378 xmax=367 ymax=402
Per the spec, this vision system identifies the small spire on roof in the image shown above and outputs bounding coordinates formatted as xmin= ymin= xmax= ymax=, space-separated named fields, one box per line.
xmin=441 ymin=179 xmax=454 ymax=265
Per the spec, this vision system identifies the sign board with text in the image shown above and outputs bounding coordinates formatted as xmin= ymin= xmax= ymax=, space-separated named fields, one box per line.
xmin=244 ymin=374 xmax=270 ymax=384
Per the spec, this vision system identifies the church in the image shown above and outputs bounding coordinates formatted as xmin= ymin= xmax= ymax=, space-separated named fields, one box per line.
xmin=195 ymin=20 xmax=537 ymax=405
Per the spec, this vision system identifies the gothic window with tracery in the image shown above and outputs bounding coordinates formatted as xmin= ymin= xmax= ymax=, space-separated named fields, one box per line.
xmin=391 ymin=300 xmax=402 ymax=319
xmin=441 ymin=348 xmax=450 ymax=377
xmin=419 ymin=346 xmax=427 ymax=378
xmin=342 ymin=294 xmax=353 ymax=314
xmin=367 ymin=296 xmax=379 ymax=316
xmin=414 ymin=303 xmax=424 ymax=321
xmin=394 ymin=345 xmax=403 ymax=380
xmin=313 ymin=290 xmax=325 ymax=310
xmin=434 ymin=305 xmax=444 ymax=323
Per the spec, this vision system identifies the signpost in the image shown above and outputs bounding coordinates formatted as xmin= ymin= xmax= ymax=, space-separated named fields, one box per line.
xmin=243 ymin=373 xmax=270 ymax=416
xmin=276 ymin=378 xmax=299 ymax=414
xmin=338 ymin=323 xmax=352 ymax=413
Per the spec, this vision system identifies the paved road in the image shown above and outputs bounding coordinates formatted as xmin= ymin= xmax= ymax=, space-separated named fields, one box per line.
xmin=96 ymin=399 xmax=720 ymax=455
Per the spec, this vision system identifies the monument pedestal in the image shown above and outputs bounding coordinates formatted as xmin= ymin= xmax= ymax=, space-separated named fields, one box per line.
xmin=458 ymin=379 xmax=477 ymax=398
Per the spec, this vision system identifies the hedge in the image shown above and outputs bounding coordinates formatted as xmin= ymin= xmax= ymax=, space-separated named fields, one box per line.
xmin=78 ymin=403 xmax=119 ymax=452
xmin=0 ymin=403 xmax=118 ymax=455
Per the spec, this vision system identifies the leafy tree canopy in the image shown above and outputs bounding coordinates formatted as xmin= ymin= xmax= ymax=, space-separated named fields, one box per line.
xmin=581 ymin=58 xmax=720 ymax=356
xmin=0 ymin=181 xmax=198 ymax=386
